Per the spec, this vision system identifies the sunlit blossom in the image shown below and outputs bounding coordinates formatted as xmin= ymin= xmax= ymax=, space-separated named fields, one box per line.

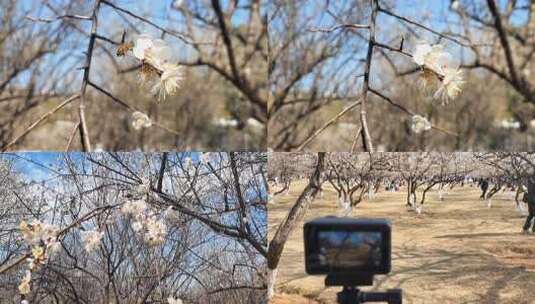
xmin=433 ymin=69 xmax=464 ymax=104
xmin=132 ymin=111 xmax=152 ymax=130
xmin=411 ymin=115 xmax=432 ymax=133
xmin=18 ymin=270 xmax=31 ymax=295
xmin=121 ymin=200 xmax=148 ymax=216
xmin=132 ymin=34 xmax=154 ymax=61
xmin=412 ymin=42 xmax=464 ymax=103
xmin=151 ymin=63 xmax=183 ymax=101
xmin=81 ymin=230 xmax=104 ymax=252
xmin=145 ymin=217 xmax=167 ymax=246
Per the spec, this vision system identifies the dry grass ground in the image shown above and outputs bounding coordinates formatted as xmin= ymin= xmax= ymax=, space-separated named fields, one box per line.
xmin=269 ymin=180 xmax=535 ymax=304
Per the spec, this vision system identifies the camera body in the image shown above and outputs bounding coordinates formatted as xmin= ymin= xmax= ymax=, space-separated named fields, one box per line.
xmin=304 ymin=216 xmax=391 ymax=277
xmin=303 ymin=216 xmax=401 ymax=303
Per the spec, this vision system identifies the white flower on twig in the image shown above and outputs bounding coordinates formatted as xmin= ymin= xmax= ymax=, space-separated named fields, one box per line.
xmin=413 ymin=43 xmax=433 ymax=66
xmin=145 ymin=39 xmax=173 ymax=70
xmin=81 ymin=230 xmax=104 ymax=252
xmin=132 ymin=221 xmax=144 ymax=232
xmin=132 ymin=34 xmax=154 ymax=61
xmin=412 ymin=42 xmax=464 ymax=104
xmin=151 ymin=63 xmax=183 ymax=101
xmin=132 ymin=35 xmax=182 ymax=101
xmin=20 ymin=220 xmax=59 ymax=246
xmin=433 ymin=68 xmax=464 ymax=104
xmin=18 ymin=270 xmax=32 ymax=295
xmin=200 ymin=152 xmax=211 ymax=164
xmin=411 ymin=115 xmax=432 ymax=133
xmin=132 ymin=111 xmax=152 ymax=130
xmin=121 ymin=200 xmax=148 ymax=216
xmin=145 ymin=217 xmax=167 ymax=246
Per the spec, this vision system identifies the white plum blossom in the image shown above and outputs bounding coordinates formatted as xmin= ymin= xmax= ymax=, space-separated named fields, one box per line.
xmin=131 ymin=35 xmax=182 ymax=101
xmin=151 ymin=63 xmax=183 ymax=101
xmin=136 ymin=178 xmax=151 ymax=195
xmin=132 ymin=34 xmax=154 ymax=61
xmin=200 ymin=152 xmax=211 ymax=164
xmin=20 ymin=220 xmax=59 ymax=246
xmin=132 ymin=221 xmax=144 ymax=232
xmin=121 ymin=199 xmax=168 ymax=247
xmin=133 ymin=35 xmax=173 ymax=68
xmin=145 ymin=217 xmax=167 ymax=246
xmin=412 ymin=42 xmax=464 ymax=104
xmin=164 ymin=206 xmax=177 ymax=220
xmin=18 ymin=220 xmax=61 ymax=298
xmin=413 ymin=43 xmax=433 ymax=66
xmin=132 ymin=111 xmax=152 ymax=130
xmin=433 ymin=69 xmax=464 ymax=103
xmin=247 ymin=118 xmax=264 ymax=130
xmin=121 ymin=199 xmax=148 ymax=216
xmin=144 ymin=39 xmax=173 ymax=70
xmin=80 ymin=230 xmax=104 ymax=252
xmin=411 ymin=115 xmax=432 ymax=133
xmin=18 ymin=270 xmax=31 ymax=295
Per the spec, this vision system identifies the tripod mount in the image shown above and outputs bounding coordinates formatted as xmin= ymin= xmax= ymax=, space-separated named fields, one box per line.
xmin=326 ymin=273 xmax=402 ymax=304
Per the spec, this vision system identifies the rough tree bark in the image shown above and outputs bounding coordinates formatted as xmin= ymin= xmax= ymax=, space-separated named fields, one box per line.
xmin=266 ymin=152 xmax=325 ymax=299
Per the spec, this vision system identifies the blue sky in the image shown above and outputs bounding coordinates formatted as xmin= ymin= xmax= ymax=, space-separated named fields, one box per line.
xmin=270 ymin=0 xmax=532 ymax=94
xmin=3 ymin=152 xmax=66 ymax=182
xmin=15 ymin=0 xmax=253 ymax=91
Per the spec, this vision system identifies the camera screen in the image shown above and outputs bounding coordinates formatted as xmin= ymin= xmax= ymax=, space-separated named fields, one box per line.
xmin=315 ymin=231 xmax=383 ymax=269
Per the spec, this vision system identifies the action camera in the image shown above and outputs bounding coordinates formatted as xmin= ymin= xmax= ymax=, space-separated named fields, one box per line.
xmin=304 ymin=216 xmax=391 ymax=276
xmin=304 ymin=216 xmax=401 ymax=304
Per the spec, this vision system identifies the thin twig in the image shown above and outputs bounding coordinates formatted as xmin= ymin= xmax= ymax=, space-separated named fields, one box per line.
xmin=369 ymin=88 xmax=458 ymax=137
xmin=358 ymin=0 xmax=378 ymax=152
xmin=101 ymin=0 xmax=193 ymax=45
xmin=350 ymin=125 xmax=363 ymax=153
xmin=296 ymin=98 xmax=362 ymax=151
xmin=25 ymin=14 xmax=91 ymax=23
xmin=1 ymin=95 xmax=80 ymax=151
xmin=65 ymin=120 xmax=81 ymax=152
xmin=78 ymin=0 xmax=103 ymax=151
xmin=309 ymin=23 xmax=370 ymax=33
xmin=88 ymin=81 xmax=181 ymax=137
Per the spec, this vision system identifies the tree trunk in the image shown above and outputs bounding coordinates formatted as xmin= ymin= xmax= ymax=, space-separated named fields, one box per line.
xmin=266 ymin=152 xmax=325 ymax=299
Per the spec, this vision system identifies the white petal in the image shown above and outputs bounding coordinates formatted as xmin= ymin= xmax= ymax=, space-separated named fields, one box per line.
xmin=133 ymin=35 xmax=154 ymax=60
xmin=413 ymin=43 xmax=432 ymax=66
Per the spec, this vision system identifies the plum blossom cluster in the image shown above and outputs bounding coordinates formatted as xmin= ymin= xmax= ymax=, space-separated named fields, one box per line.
xmin=80 ymin=230 xmax=104 ymax=252
xmin=132 ymin=111 xmax=152 ymax=130
xmin=118 ymin=34 xmax=183 ymax=101
xmin=410 ymin=115 xmax=432 ymax=134
xmin=118 ymin=34 xmax=183 ymax=131
xmin=413 ymin=42 xmax=465 ymax=104
xmin=18 ymin=220 xmax=61 ymax=296
xmin=121 ymin=199 xmax=168 ymax=246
